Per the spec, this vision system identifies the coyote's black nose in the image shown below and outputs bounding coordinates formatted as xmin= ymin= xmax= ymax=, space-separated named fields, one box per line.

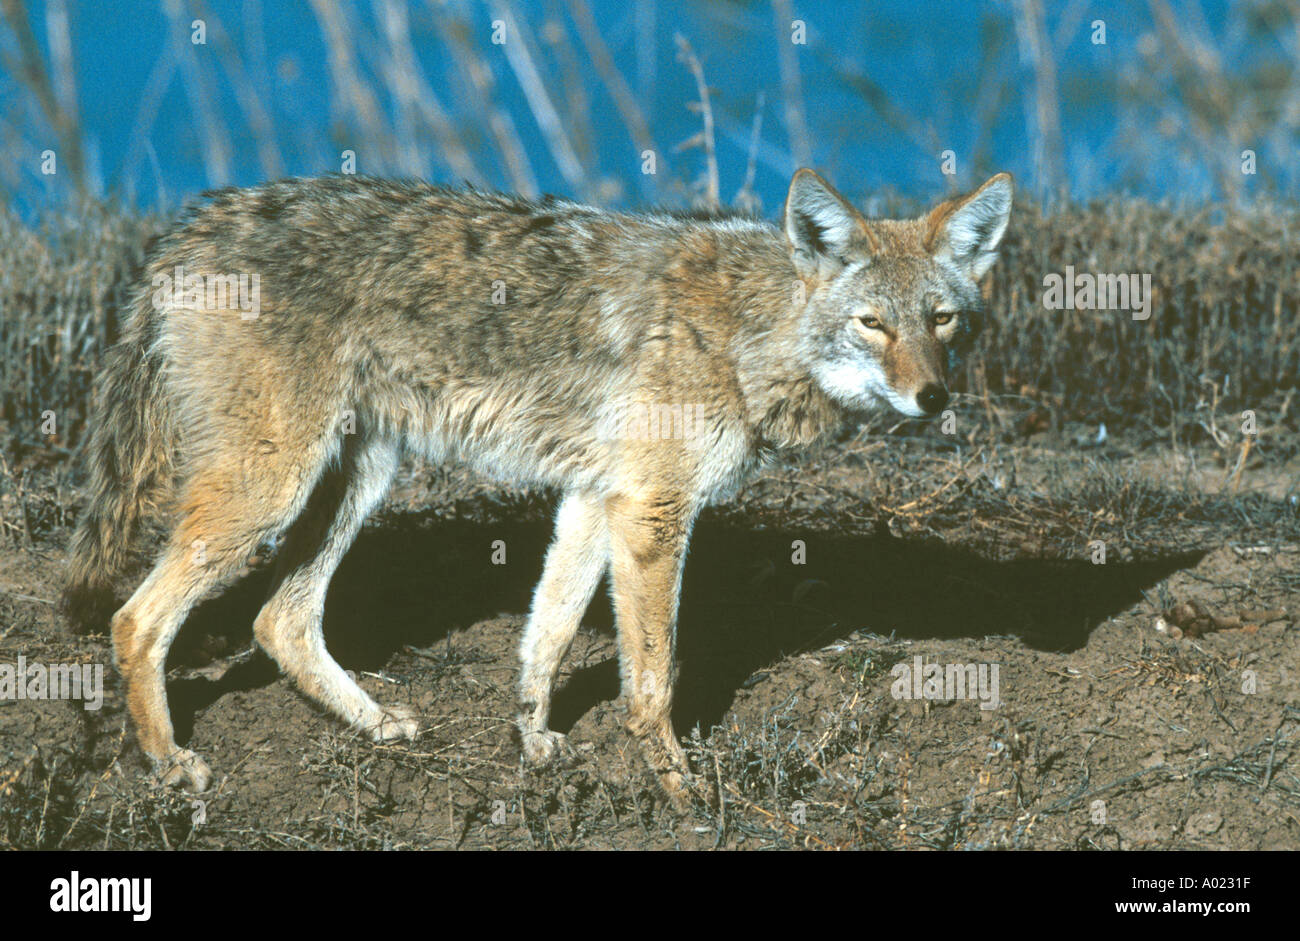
xmin=917 ymin=384 xmax=949 ymax=415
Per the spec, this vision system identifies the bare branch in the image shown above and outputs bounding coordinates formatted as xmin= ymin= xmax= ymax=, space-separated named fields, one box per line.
xmin=771 ymin=0 xmax=811 ymax=168
xmin=0 ymin=0 xmax=86 ymax=192
xmin=565 ymin=0 xmax=666 ymax=188
xmin=674 ymin=33 xmax=718 ymax=210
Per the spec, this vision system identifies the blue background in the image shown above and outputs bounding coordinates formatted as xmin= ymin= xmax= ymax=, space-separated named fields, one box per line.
xmin=2 ymin=0 xmax=1292 ymax=216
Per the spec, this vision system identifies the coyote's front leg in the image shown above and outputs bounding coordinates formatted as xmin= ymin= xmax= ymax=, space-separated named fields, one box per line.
xmin=606 ymin=492 xmax=705 ymax=810
xmin=517 ymin=490 xmax=609 ymax=765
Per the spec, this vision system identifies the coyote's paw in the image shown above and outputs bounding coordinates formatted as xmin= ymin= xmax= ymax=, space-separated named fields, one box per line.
xmin=521 ymin=729 xmax=574 ymax=768
xmin=156 ymin=749 xmax=212 ymax=793
xmin=658 ymin=768 xmax=716 ymax=814
xmin=367 ymin=704 xmax=419 ymax=743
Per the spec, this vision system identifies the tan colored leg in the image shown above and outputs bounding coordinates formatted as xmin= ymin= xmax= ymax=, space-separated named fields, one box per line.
xmin=606 ymin=492 xmax=702 ymax=808
xmin=113 ymin=457 xmax=320 ymax=789
xmin=113 ymin=544 xmax=228 ymax=790
xmin=253 ymin=436 xmax=416 ymax=742
xmin=517 ymin=489 xmax=609 ymax=765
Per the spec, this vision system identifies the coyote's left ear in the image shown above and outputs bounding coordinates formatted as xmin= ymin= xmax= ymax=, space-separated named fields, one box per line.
xmin=925 ymin=173 xmax=1014 ymax=280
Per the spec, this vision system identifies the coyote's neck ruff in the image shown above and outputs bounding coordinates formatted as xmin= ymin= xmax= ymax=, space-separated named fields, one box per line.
xmin=65 ymin=170 xmax=1013 ymax=808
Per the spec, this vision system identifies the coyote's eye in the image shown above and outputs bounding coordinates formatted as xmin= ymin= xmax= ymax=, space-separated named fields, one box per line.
xmin=932 ymin=311 xmax=955 ymax=326
xmin=857 ymin=314 xmax=883 ymax=330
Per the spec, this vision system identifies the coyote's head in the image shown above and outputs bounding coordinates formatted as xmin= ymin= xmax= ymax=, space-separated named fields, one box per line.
xmin=785 ymin=169 xmax=1013 ymax=419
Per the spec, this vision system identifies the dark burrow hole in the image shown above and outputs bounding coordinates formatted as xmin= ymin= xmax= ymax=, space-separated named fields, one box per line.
xmin=161 ymin=512 xmax=1201 ymax=743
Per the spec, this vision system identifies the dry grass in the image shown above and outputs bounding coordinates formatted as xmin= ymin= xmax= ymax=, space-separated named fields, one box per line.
xmin=978 ymin=198 xmax=1300 ymax=439
xmin=0 ymin=202 xmax=159 ymax=461
xmin=1 ymin=198 xmax=1296 ymax=468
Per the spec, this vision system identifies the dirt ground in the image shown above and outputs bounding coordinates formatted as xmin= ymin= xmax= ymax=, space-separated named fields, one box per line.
xmin=1 ymin=421 xmax=1297 ymax=850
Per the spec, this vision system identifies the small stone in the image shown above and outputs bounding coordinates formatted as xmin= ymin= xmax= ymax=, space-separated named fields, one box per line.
xmin=1185 ymin=811 xmax=1223 ymax=838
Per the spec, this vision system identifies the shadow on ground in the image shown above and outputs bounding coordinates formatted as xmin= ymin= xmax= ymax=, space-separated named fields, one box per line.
xmin=165 ymin=512 xmax=1202 ymax=742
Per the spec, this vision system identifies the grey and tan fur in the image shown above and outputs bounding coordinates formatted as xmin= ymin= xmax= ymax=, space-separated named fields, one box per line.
xmin=64 ymin=169 xmax=1012 ymax=807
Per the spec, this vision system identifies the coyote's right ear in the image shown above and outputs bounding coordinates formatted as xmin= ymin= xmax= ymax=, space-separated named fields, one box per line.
xmin=784 ymin=169 xmax=874 ymax=281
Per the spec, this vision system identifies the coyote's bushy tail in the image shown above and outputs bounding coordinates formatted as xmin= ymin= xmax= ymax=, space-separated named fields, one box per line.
xmin=62 ymin=291 xmax=179 ymax=632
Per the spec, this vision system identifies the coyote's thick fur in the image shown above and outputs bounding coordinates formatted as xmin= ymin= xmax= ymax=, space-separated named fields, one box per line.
xmin=64 ymin=169 xmax=1012 ymax=807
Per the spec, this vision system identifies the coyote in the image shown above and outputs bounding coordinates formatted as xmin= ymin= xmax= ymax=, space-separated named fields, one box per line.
xmin=64 ymin=169 xmax=1012 ymax=807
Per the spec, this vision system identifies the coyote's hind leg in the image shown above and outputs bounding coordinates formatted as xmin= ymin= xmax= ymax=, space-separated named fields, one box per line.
xmin=112 ymin=456 xmax=326 ymax=791
xmin=252 ymin=435 xmax=416 ymax=741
